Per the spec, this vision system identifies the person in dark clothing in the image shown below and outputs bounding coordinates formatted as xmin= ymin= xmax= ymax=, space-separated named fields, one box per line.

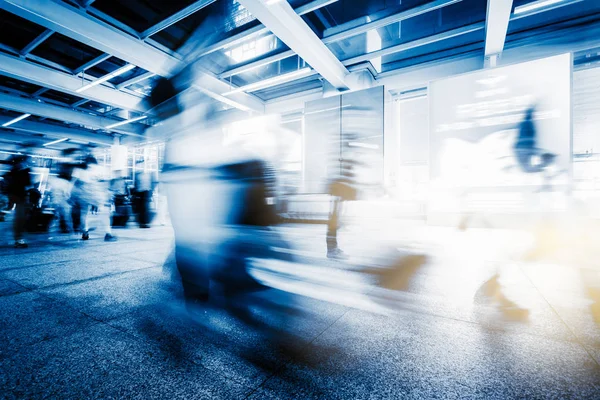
xmin=53 ymin=148 xmax=79 ymax=233
xmin=134 ymin=164 xmax=155 ymax=228
xmin=514 ymin=107 xmax=556 ymax=174
xmin=5 ymin=155 xmax=32 ymax=248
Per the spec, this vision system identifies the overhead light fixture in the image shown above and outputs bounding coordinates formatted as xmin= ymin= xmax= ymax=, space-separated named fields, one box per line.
xmin=105 ymin=115 xmax=147 ymax=129
xmin=514 ymin=0 xmax=570 ymax=14
xmin=75 ymin=64 xmax=136 ymax=93
xmin=222 ymin=68 xmax=315 ymax=96
xmin=43 ymin=137 xmax=69 ymax=147
xmin=2 ymin=113 xmax=31 ymax=127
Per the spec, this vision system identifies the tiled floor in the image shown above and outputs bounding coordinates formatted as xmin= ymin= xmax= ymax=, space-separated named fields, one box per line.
xmin=0 ymin=221 xmax=599 ymax=399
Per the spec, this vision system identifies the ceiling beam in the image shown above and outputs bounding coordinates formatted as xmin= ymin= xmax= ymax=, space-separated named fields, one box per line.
xmin=1 ymin=0 xmax=177 ymax=76
xmin=0 ymin=130 xmax=67 ymax=151
xmin=0 ymin=52 xmax=145 ymax=112
xmin=20 ymin=28 xmax=54 ymax=56
xmin=140 ymin=0 xmax=216 ymax=39
xmin=0 ymin=92 xmax=145 ymax=136
xmin=1 ymin=0 xmax=264 ymax=113
xmin=237 ymin=0 xmax=349 ymax=90
xmin=485 ymin=0 xmax=514 ymax=58
xmin=0 ymin=116 xmax=113 ymax=145
xmin=192 ymin=0 xmax=338 ymax=60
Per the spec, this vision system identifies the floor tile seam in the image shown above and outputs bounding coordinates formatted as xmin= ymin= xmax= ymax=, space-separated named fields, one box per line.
xmin=29 ymin=264 xmax=162 ymax=292
xmin=0 ymin=277 xmax=32 ymax=298
xmin=121 ymin=254 xmax=173 ymax=264
xmin=0 ymin=253 xmax=148 ymax=274
xmin=0 ymin=320 xmax=104 ymax=363
xmin=515 ymin=262 xmax=600 ymax=368
xmin=329 ymin=298 xmax=588 ymax=349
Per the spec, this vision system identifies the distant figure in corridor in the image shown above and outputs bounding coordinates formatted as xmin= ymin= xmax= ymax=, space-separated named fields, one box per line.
xmin=514 ymin=106 xmax=556 ymax=174
xmin=4 ymin=154 xmax=32 ymax=248
xmin=52 ymin=148 xmax=79 ymax=233
xmin=134 ymin=161 xmax=155 ymax=228
xmin=72 ymin=155 xmax=117 ymax=242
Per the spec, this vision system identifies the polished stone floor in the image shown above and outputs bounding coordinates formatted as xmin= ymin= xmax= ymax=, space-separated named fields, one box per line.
xmin=1 ymin=220 xmax=599 ymax=399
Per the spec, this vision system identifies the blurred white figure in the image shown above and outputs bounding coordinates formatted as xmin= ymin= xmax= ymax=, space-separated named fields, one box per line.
xmin=72 ymin=155 xmax=116 ymax=242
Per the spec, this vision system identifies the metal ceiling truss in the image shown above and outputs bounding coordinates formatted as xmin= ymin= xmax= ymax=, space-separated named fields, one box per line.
xmin=1 ymin=0 xmax=264 ymax=112
xmin=218 ymin=0 xmax=460 ymax=81
xmin=0 ymin=52 xmax=145 ymax=112
xmin=237 ymin=0 xmax=349 ymax=90
xmin=20 ymin=28 xmax=54 ymax=56
xmin=139 ymin=0 xmax=217 ymax=39
xmin=0 ymin=92 xmax=144 ymax=136
xmin=0 ymin=116 xmax=114 ymax=145
xmin=191 ymin=0 xmax=339 ymax=60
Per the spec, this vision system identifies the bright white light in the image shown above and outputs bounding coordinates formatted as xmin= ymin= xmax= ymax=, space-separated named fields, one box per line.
xmin=514 ymin=0 xmax=567 ymax=14
xmin=105 ymin=115 xmax=147 ymax=129
xmin=224 ymin=35 xmax=277 ymax=64
xmin=75 ymin=64 xmax=135 ymax=93
xmin=43 ymin=137 xmax=69 ymax=147
xmin=2 ymin=113 xmax=31 ymax=127
xmin=349 ymin=142 xmax=379 ymax=150
xmin=222 ymin=68 xmax=314 ymax=95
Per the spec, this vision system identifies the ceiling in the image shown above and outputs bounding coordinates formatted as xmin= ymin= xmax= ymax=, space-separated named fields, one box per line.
xmin=0 ymin=0 xmax=599 ymax=150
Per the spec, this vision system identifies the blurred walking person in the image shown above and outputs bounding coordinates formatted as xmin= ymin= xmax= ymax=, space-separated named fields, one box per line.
xmin=326 ymin=161 xmax=357 ymax=259
xmin=134 ymin=161 xmax=155 ymax=228
xmin=72 ymin=155 xmax=117 ymax=242
xmin=4 ymin=154 xmax=32 ymax=248
xmin=51 ymin=148 xmax=79 ymax=233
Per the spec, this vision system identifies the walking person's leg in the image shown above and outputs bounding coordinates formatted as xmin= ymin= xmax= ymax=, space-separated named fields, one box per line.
xmin=100 ymin=203 xmax=117 ymax=242
xmin=80 ymin=202 xmax=90 ymax=240
xmin=13 ymin=199 xmax=27 ymax=247
xmin=327 ymin=197 xmax=346 ymax=259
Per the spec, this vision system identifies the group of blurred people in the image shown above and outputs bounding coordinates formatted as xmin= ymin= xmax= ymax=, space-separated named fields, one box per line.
xmin=1 ymin=147 xmax=158 ymax=248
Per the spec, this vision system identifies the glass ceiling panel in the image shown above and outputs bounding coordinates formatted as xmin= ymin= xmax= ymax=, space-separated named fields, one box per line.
xmin=301 ymin=0 xmax=432 ymax=38
xmin=153 ymin=0 xmax=313 ymax=53
xmin=507 ymin=0 xmax=600 ymax=39
xmin=199 ymin=33 xmax=290 ymax=75
xmin=92 ymin=0 xmax=199 ymax=33
xmin=86 ymin=56 xmax=128 ymax=78
xmin=30 ymin=32 xmax=105 ymax=71
xmin=328 ymin=0 xmax=486 ymax=66
xmin=381 ymin=29 xmax=484 ymax=72
xmin=226 ymin=55 xmax=308 ymax=88
xmin=151 ymin=0 xmax=289 ymax=51
xmin=252 ymin=75 xmax=322 ymax=101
